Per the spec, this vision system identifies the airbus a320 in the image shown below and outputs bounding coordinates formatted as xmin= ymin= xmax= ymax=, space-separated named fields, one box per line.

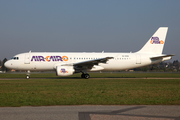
xmin=5 ymin=27 xmax=174 ymax=79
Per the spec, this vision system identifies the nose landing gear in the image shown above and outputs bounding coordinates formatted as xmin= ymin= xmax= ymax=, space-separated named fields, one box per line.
xmin=26 ymin=70 xmax=30 ymax=79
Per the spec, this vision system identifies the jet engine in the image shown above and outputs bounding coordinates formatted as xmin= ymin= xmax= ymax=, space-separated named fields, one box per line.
xmin=56 ymin=66 xmax=75 ymax=76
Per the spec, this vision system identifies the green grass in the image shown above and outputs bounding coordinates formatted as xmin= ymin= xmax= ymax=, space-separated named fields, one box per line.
xmin=0 ymin=72 xmax=180 ymax=106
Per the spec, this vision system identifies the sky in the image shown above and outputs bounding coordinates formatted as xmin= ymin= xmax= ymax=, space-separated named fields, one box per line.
xmin=0 ymin=0 xmax=180 ymax=62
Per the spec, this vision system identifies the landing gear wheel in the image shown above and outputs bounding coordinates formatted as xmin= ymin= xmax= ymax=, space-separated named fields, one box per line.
xmin=81 ymin=74 xmax=85 ymax=78
xmin=26 ymin=75 xmax=30 ymax=79
xmin=84 ymin=74 xmax=90 ymax=79
xmin=81 ymin=73 xmax=90 ymax=79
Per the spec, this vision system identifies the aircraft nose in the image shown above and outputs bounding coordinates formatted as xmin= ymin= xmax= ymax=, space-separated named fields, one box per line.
xmin=4 ymin=61 xmax=11 ymax=69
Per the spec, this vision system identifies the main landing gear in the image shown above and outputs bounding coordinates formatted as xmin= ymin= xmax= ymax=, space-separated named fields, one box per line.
xmin=81 ymin=73 xmax=90 ymax=79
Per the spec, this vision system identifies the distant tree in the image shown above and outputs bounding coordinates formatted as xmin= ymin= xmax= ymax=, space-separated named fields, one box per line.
xmin=0 ymin=60 xmax=1 ymax=71
xmin=1 ymin=58 xmax=8 ymax=71
xmin=172 ymin=60 xmax=180 ymax=71
xmin=173 ymin=60 xmax=179 ymax=67
xmin=132 ymin=61 xmax=179 ymax=72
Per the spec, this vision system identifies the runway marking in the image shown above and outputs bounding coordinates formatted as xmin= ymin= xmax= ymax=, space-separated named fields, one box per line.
xmin=90 ymin=115 xmax=174 ymax=120
xmin=79 ymin=106 xmax=179 ymax=120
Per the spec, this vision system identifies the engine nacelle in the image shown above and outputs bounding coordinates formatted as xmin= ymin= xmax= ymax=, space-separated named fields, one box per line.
xmin=56 ymin=66 xmax=75 ymax=76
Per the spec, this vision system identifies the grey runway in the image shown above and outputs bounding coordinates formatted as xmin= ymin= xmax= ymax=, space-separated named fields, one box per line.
xmin=0 ymin=105 xmax=180 ymax=120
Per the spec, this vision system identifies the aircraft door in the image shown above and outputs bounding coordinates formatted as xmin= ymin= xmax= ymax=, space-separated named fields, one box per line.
xmin=136 ymin=54 xmax=141 ymax=64
xmin=24 ymin=52 xmax=31 ymax=64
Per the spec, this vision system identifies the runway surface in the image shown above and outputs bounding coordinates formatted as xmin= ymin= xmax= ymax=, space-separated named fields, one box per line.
xmin=0 ymin=105 xmax=180 ymax=120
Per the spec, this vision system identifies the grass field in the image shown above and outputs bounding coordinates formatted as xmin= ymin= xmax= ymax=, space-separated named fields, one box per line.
xmin=0 ymin=72 xmax=180 ymax=106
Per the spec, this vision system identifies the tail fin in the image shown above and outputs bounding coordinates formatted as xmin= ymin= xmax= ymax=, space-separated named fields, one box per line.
xmin=137 ymin=27 xmax=168 ymax=54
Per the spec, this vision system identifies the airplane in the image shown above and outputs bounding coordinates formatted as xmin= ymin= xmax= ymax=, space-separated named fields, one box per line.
xmin=5 ymin=27 xmax=174 ymax=79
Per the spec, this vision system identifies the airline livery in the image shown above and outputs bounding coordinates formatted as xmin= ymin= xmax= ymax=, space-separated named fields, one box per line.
xmin=5 ymin=27 xmax=174 ymax=79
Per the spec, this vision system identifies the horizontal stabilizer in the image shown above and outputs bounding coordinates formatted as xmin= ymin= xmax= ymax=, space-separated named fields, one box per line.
xmin=150 ymin=54 xmax=175 ymax=60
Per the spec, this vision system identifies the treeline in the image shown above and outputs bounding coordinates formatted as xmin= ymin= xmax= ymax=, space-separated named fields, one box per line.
xmin=133 ymin=60 xmax=180 ymax=72
xmin=0 ymin=58 xmax=7 ymax=71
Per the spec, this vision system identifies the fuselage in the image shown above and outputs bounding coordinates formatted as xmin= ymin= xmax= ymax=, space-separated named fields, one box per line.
xmin=5 ymin=52 xmax=168 ymax=72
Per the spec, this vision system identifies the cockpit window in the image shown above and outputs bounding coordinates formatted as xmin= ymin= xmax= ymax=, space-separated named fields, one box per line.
xmin=11 ymin=57 xmax=19 ymax=60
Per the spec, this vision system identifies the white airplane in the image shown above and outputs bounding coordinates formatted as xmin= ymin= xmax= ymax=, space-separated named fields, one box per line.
xmin=5 ymin=27 xmax=174 ymax=79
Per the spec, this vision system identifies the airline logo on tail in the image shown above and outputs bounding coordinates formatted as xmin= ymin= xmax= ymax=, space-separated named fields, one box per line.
xmin=150 ymin=37 xmax=164 ymax=44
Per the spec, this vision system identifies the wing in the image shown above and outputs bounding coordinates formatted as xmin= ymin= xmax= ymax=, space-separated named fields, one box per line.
xmin=74 ymin=57 xmax=113 ymax=66
xmin=62 ymin=57 xmax=113 ymax=72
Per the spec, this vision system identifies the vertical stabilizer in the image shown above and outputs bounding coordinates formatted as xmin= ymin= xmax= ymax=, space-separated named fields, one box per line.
xmin=137 ymin=27 xmax=168 ymax=54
